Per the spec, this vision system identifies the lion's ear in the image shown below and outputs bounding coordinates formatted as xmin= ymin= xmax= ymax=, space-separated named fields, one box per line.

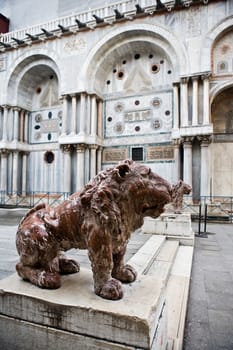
xmin=116 ymin=163 xmax=130 ymax=178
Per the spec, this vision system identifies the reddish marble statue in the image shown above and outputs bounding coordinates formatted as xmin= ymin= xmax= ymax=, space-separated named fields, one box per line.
xmin=171 ymin=180 xmax=192 ymax=214
xmin=16 ymin=159 xmax=172 ymax=300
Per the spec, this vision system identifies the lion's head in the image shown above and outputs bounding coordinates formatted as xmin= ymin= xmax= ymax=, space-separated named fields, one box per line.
xmin=80 ymin=159 xmax=172 ymax=230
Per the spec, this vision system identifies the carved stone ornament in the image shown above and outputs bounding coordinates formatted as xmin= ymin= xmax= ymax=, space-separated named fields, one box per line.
xmin=16 ymin=160 xmax=173 ymax=300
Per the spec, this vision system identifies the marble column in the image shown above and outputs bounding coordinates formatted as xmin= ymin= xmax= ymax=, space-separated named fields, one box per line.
xmin=97 ymin=146 xmax=102 ymax=173
xmin=24 ymin=111 xmax=29 ymax=143
xmin=91 ymin=95 xmax=97 ymax=136
xmin=0 ymin=149 xmax=9 ymax=191
xmin=90 ymin=145 xmax=98 ymax=179
xmin=12 ymin=151 xmax=19 ymax=193
xmin=75 ymin=144 xmax=86 ymax=190
xmin=2 ymin=105 xmax=9 ymax=142
xmin=13 ymin=107 xmax=20 ymax=141
xmin=86 ymin=95 xmax=91 ymax=135
xmin=182 ymin=137 xmax=194 ymax=187
xmin=180 ymin=78 xmax=189 ymax=127
xmin=202 ymin=74 xmax=210 ymax=125
xmin=22 ymin=152 xmax=29 ymax=195
xmin=172 ymin=139 xmax=181 ymax=180
xmin=19 ymin=109 xmax=25 ymax=142
xmin=62 ymin=145 xmax=72 ymax=193
xmin=192 ymin=76 xmax=199 ymax=126
xmin=79 ymin=93 xmax=86 ymax=135
xmin=71 ymin=94 xmax=77 ymax=134
xmin=198 ymin=135 xmax=211 ymax=198
xmin=173 ymin=82 xmax=180 ymax=129
xmin=61 ymin=95 xmax=69 ymax=135
xmin=97 ymin=99 xmax=103 ymax=137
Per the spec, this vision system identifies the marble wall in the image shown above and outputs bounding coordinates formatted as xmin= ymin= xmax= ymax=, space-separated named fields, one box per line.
xmin=0 ymin=1 xmax=233 ymax=197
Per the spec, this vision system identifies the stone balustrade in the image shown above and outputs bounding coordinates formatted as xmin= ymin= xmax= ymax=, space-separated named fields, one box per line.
xmin=0 ymin=0 xmax=209 ymax=47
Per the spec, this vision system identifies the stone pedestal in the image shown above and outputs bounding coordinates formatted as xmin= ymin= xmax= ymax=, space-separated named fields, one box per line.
xmin=0 ymin=269 xmax=167 ymax=350
xmin=142 ymin=213 xmax=194 ymax=246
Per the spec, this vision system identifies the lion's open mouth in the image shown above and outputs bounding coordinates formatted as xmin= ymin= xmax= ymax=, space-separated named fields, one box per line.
xmin=142 ymin=205 xmax=158 ymax=213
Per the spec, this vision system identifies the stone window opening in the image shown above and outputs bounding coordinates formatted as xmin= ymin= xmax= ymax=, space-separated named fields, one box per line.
xmin=132 ymin=147 xmax=143 ymax=161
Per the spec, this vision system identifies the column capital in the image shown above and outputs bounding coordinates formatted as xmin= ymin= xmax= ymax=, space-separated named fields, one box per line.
xmin=61 ymin=144 xmax=72 ymax=153
xmin=59 ymin=94 xmax=69 ymax=101
xmin=2 ymin=104 xmax=10 ymax=110
xmin=191 ymin=75 xmax=199 ymax=82
xmin=74 ymin=143 xmax=86 ymax=153
xmin=180 ymin=77 xmax=189 ymax=84
xmin=201 ymin=72 xmax=211 ymax=81
xmin=90 ymin=144 xmax=98 ymax=150
xmin=172 ymin=138 xmax=181 ymax=147
xmin=0 ymin=148 xmax=9 ymax=156
xmin=22 ymin=151 xmax=30 ymax=156
xmin=182 ymin=136 xmax=194 ymax=145
xmin=12 ymin=106 xmax=21 ymax=112
xmin=197 ymin=135 xmax=212 ymax=145
xmin=173 ymin=81 xmax=180 ymax=87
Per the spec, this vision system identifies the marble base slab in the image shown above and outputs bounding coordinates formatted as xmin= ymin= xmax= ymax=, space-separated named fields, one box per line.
xmin=0 ymin=268 xmax=167 ymax=350
xmin=142 ymin=214 xmax=194 ymax=246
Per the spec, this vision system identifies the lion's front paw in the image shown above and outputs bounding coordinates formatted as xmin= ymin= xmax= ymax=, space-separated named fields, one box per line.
xmin=112 ymin=264 xmax=137 ymax=283
xmin=59 ymin=257 xmax=80 ymax=275
xmin=96 ymin=278 xmax=123 ymax=300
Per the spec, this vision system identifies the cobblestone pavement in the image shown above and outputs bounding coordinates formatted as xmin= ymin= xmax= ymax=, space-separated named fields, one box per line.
xmin=0 ymin=212 xmax=233 ymax=349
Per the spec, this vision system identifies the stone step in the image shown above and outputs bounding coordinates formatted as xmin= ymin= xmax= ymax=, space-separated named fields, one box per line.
xmin=146 ymin=240 xmax=179 ymax=284
xmin=165 ymin=246 xmax=194 ymax=350
xmin=127 ymin=235 xmax=166 ymax=275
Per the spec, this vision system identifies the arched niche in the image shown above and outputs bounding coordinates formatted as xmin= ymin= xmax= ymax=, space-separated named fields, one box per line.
xmin=7 ymin=54 xmax=60 ymax=111
xmin=211 ymin=85 xmax=233 ymax=196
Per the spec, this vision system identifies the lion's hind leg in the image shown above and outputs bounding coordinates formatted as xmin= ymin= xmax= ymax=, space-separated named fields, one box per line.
xmin=16 ymin=262 xmax=61 ymax=289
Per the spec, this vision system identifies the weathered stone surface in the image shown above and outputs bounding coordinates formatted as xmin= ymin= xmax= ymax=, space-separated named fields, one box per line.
xmin=0 ymin=269 xmax=166 ymax=349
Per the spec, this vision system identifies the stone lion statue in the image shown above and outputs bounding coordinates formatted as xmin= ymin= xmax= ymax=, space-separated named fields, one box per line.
xmin=16 ymin=159 xmax=172 ymax=300
xmin=171 ymin=180 xmax=192 ymax=214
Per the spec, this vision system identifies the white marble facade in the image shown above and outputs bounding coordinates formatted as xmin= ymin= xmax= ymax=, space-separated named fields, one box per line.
xmin=0 ymin=0 xmax=233 ymax=197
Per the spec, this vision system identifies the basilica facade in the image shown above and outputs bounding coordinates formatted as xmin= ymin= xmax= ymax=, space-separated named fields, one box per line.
xmin=0 ymin=0 xmax=233 ymax=200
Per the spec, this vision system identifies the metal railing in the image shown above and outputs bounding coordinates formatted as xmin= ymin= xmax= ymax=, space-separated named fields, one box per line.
xmin=183 ymin=195 xmax=233 ymax=224
xmin=0 ymin=191 xmax=71 ymax=208
xmin=0 ymin=192 xmax=232 ymax=223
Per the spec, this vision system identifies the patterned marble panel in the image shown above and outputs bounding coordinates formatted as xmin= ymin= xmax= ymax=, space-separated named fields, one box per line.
xmin=105 ymin=91 xmax=172 ymax=139
xmin=30 ymin=107 xmax=62 ymax=144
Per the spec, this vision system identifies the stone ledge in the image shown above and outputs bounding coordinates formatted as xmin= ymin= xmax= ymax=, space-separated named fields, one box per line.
xmin=0 ymin=269 xmax=166 ymax=349
xmin=142 ymin=214 xmax=194 ymax=246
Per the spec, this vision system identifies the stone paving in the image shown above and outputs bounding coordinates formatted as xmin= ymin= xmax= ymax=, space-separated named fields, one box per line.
xmin=0 ymin=212 xmax=233 ymax=350
xmin=183 ymin=222 xmax=233 ymax=350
